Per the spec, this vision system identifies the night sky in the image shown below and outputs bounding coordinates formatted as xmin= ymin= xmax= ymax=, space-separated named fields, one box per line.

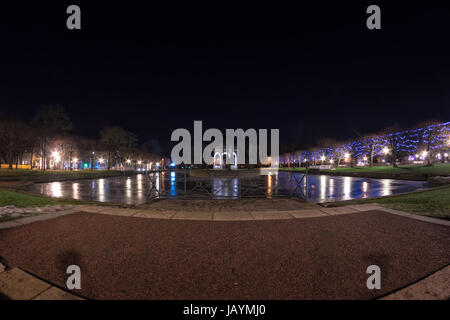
xmin=1 ymin=1 xmax=449 ymax=155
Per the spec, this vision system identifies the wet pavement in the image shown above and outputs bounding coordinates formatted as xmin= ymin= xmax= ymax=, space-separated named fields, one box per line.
xmin=0 ymin=210 xmax=448 ymax=299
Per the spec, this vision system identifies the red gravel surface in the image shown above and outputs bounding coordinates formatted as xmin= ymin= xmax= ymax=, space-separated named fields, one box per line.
xmin=0 ymin=211 xmax=449 ymax=300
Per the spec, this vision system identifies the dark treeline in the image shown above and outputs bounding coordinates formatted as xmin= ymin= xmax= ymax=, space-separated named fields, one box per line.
xmin=0 ymin=105 xmax=162 ymax=170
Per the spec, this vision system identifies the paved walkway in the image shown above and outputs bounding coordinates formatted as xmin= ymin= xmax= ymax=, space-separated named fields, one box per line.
xmin=0 ymin=206 xmax=449 ymax=299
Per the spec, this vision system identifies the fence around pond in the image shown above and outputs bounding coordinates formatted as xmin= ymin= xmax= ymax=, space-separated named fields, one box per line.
xmin=145 ymin=170 xmax=308 ymax=201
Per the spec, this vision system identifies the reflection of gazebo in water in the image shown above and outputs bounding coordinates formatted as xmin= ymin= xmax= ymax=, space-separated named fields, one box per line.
xmin=213 ymin=147 xmax=238 ymax=169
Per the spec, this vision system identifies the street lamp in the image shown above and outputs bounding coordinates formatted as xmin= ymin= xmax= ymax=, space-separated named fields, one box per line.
xmin=52 ymin=150 xmax=60 ymax=170
xmin=52 ymin=151 xmax=60 ymax=162
xmin=72 ymin=158 xmax=78 ymax=170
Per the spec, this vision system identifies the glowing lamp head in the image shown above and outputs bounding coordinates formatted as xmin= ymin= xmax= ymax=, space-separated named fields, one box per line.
xmin=363 ymin=156 xmax=368 ymax=161
xmin=422 ymin=151 xmax=428 ymax=157
xmin=99 ymin=158 xmax=104 ymax=164
xmin=72 ymin=158 xmax=78 ymax=163
xmin=383 ymin=147 xmax=389 ymax=155
xmin=320 ymin=155 xmax=326 ymax=161
xmin=52 ymin=150 xmax=60 ymax=162
xmin=138 ymin=161 xmax=142 ymax=165
xmin=126 ymin=159 xmax=131 ymax=164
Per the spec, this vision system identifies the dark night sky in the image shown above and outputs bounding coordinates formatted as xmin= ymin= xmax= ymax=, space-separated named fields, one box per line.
xmin=1 ymin=1 xmax=449 ymax=155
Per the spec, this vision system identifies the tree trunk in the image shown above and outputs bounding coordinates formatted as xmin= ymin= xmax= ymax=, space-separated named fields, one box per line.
xmin=370 ymin=145 xmax=374 ymax=167
xmin=30 ymin=148 xmax=34 ymax=169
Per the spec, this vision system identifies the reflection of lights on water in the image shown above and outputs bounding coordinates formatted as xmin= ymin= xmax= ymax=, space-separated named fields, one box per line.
xmin=126 ymin=177 xmax=131 ymax=199
xmin=343 ymin=177 xmax=351 ymax=200
xmin=51 ymin=182 xmax=62 ymax=197
xmin=72 ymin=183 xmax=79 ymax=200
xmin=362 ymin=181 xmax=369 ymax=198
xmin=213 ymin=177 xmax=239 ymax=198
xmin=382 ymin=179 xmax=392 ymax=196
xmin=137 ymin=175 xmax=143 ymax=200
xmin=137 ymin=174 xmax=143 ymax=191
xmin=31 ymin=172 xmax=427 ymax=205
xmin=98 ymin=179 xmax=105 ymax=202
xmin=362 ymin=181 xmax=368 ymax=193
xmin=320 ymin=175 xmax=326 ymax=201
xmin=169 ymin=172 xmax=176 ymax=196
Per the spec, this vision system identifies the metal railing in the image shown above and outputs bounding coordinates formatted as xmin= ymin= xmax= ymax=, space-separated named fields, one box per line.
xmin=144 ymin=169 xmax=309 ymax=201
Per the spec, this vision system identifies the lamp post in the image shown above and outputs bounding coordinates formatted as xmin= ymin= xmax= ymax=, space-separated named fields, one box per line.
xmin=91 ymin=152 xmax=95 ymax=171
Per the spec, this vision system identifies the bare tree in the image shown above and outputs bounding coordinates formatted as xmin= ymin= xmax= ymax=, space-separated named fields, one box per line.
xmin=100 ymin=126 xmax=137 ymax=169
xmin=0 ymin=116 xmax=34 ymax=169
xmin=361 ymin=134 xmax=381 ymax=167
xmin=31 ymin=105 xmax=73 ymax=170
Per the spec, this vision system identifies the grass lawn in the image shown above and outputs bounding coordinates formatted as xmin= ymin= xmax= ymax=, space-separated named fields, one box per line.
xmin=0 ymin=169 xmax=134 ymax=182
xmin=323 ymin=163 xmax=450 ymax=174
xmin=332 ymin=184 xmax=450 ymax=220
xmin=279 ymin=163 xmax=450 ymax=180
xmin=0 ymin=188 xmax=82 ymax=208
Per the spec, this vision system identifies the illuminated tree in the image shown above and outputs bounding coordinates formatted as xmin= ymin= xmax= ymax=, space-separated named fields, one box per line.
xmin=380 ymin=126 xmax=407 ymax=167
xmin=362 ymin=134 xmax=381 ymax=167
xmin=416 ymin=120 xmax=445 ymax=166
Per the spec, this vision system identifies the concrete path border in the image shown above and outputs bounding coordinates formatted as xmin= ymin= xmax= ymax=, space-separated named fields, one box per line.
xmin=0 ymin=267 xmax=83 ymax=300
xmin=376 ymin=207 xmax=450 ymax=227
xmin=380 ymin=264 xmax=450 ymax=300
xmin=75 ymin=204 xmax=373 ymax=221
xmin=0 ymin=209 xmax=79 ymax=230
xmin=1 ymin=203 xmax=449 ymax=225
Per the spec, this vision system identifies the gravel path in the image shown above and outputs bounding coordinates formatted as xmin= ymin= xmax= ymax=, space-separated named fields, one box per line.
xmin=0 ymin=210 xmax=449 ymax=299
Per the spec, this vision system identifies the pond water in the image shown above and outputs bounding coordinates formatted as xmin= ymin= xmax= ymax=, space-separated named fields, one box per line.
xmin=24 ymin=172 xmax=428 ymax=204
